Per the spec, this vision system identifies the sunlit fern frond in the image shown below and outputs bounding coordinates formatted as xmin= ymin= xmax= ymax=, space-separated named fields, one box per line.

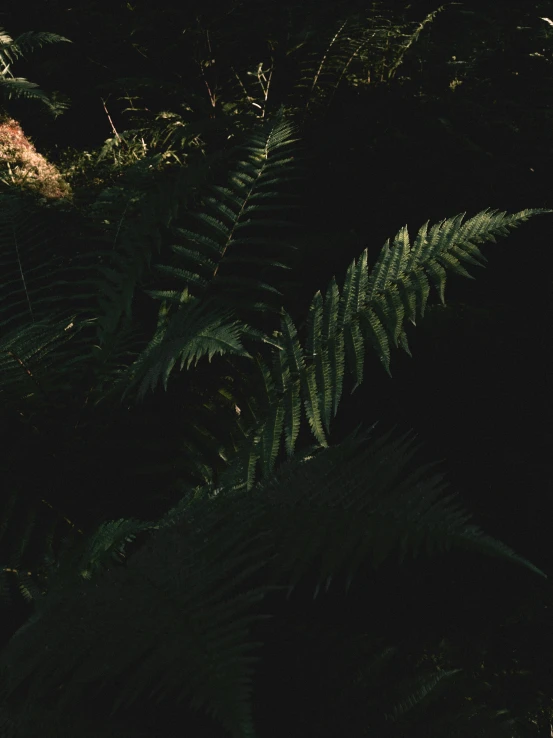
xmin=0 ymin=26 xmax=71 ymax=115
xmin=221 ymin=208 xmax=551 ymax=487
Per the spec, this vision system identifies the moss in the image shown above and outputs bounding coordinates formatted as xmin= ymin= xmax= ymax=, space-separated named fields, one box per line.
xmin=0 ymin=116 xmax=72 ymax=200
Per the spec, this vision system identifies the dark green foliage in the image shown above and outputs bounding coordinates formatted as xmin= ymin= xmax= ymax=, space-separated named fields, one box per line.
xmin=1 ymin=115 xmax=549 ymax=731
xmin=0 ymin=192 xmax=98 ymax=409
xmin=0 ymin=428 xmax=545 ymax=737
xmin=220 ymin=207 xmax=550 ymax=488
xmin=1 ymin=2 xmax=553 ymax=735
xmin=119 ymin=111 xmax=302 ymax=400
xmin=0 ymin=25 xmax=71 ymax=116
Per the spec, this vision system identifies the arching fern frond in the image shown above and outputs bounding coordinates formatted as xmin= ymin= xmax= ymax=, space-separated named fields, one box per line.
xmin=360 ymin=207 xmax=550 ymax=365
xmin=287 ymin=8 xmax=442 ymax=119
xmin=221 ymin=208 xmax=551 ymax=488
xmin=0 ymin=28 xmax=71 ymax=63
xmin=288 ymin=15 xmax=369 ymax=119
xmin=0 ymin=500 xmax=277 ymax=738
xmin=0 ymin=26 xmax=71 ymax=115
xmin=147 ymin=109 xmax=302 ymax=323
xmin=248 ymin=425 xmax=547 ymax=596
xmin=0 ymin=426 xmax=544 ymax=737
xmin=121 ymin=298 xmax=256 ymax=401
xmin=115 ymin=112 xmax=302 ymax=399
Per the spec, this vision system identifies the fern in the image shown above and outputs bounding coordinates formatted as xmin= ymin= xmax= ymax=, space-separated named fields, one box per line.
xmin=287 ymin=7 xmax=443 ymax=118
xmin=88 ymin=152 xmax=207 ymax=342
xmin=0 ymin=500 xmax=277 ymax=738
xmin=0 ymin=193 xmax=100 ymax=408
xmin=120 ymin=111 xmax=302 ymax=399
xmin=148 ymin=109 xmax=301 ymax=316
xmin=0 ymin=426 xmax=544 ymax=737
xmin=0 ymin=26 xmax=71 ymax=116
xmin=0 ymin=106 xmax=549 ymax=737
xmin=0 ymin=482 xmax=153 ymax=611
xmin=122 ymin=298 xmax=254 ymax=400
xmin=222 ymin=208 xmax=551 ymax=488
xmin=384 ymin=6 xmax=446 ymax=81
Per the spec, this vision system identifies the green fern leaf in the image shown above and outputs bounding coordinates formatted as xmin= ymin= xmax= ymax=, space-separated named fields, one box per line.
xmin=224 ymin=208 xmax=551 ymax=488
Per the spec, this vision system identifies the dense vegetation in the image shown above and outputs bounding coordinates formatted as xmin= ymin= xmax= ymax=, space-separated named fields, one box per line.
xmin=1 ymin=1 xmax=552 ymax=735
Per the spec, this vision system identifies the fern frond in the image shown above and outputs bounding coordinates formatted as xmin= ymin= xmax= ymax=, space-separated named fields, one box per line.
xmin=385 ymin=6 xmax=446 ymax=81
xmin=247 ymin=427 xmax=547 ymax=597
xmin=0 ymin=26 xmax=71 ymax=115
xmin=0 ymin=78 xmax=57 ymax=107
xmin=148 ymin=111 xmax=301 ymax=324
xmin=87 ymin=143 xmax=230 ymax=350
xmin=0 ymin=316 xmax=92 ymax=406
xmin=385 ymin=668 xmax=463 ymax=722
xmin=287 ymin=9 xmax=438 ymax=117
xmin=3 ymin=29 xmax=72 ymax=59
xmin=122 ymin=299 xmax=254 ymax=400
xmin=0 ymin=500 xmax=278 ymax=738
xmin=291 ymin=16 xmax=373 ymax=117
xmin=0 ymin=193 xmax=103 ymax=407
xmin=0 ymin=427 xmax=543 ymax=736
xmin=223 ymin=208 xmax=550 ymax=486
xmin=118 ymin=113 xmax=303 ymax=399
